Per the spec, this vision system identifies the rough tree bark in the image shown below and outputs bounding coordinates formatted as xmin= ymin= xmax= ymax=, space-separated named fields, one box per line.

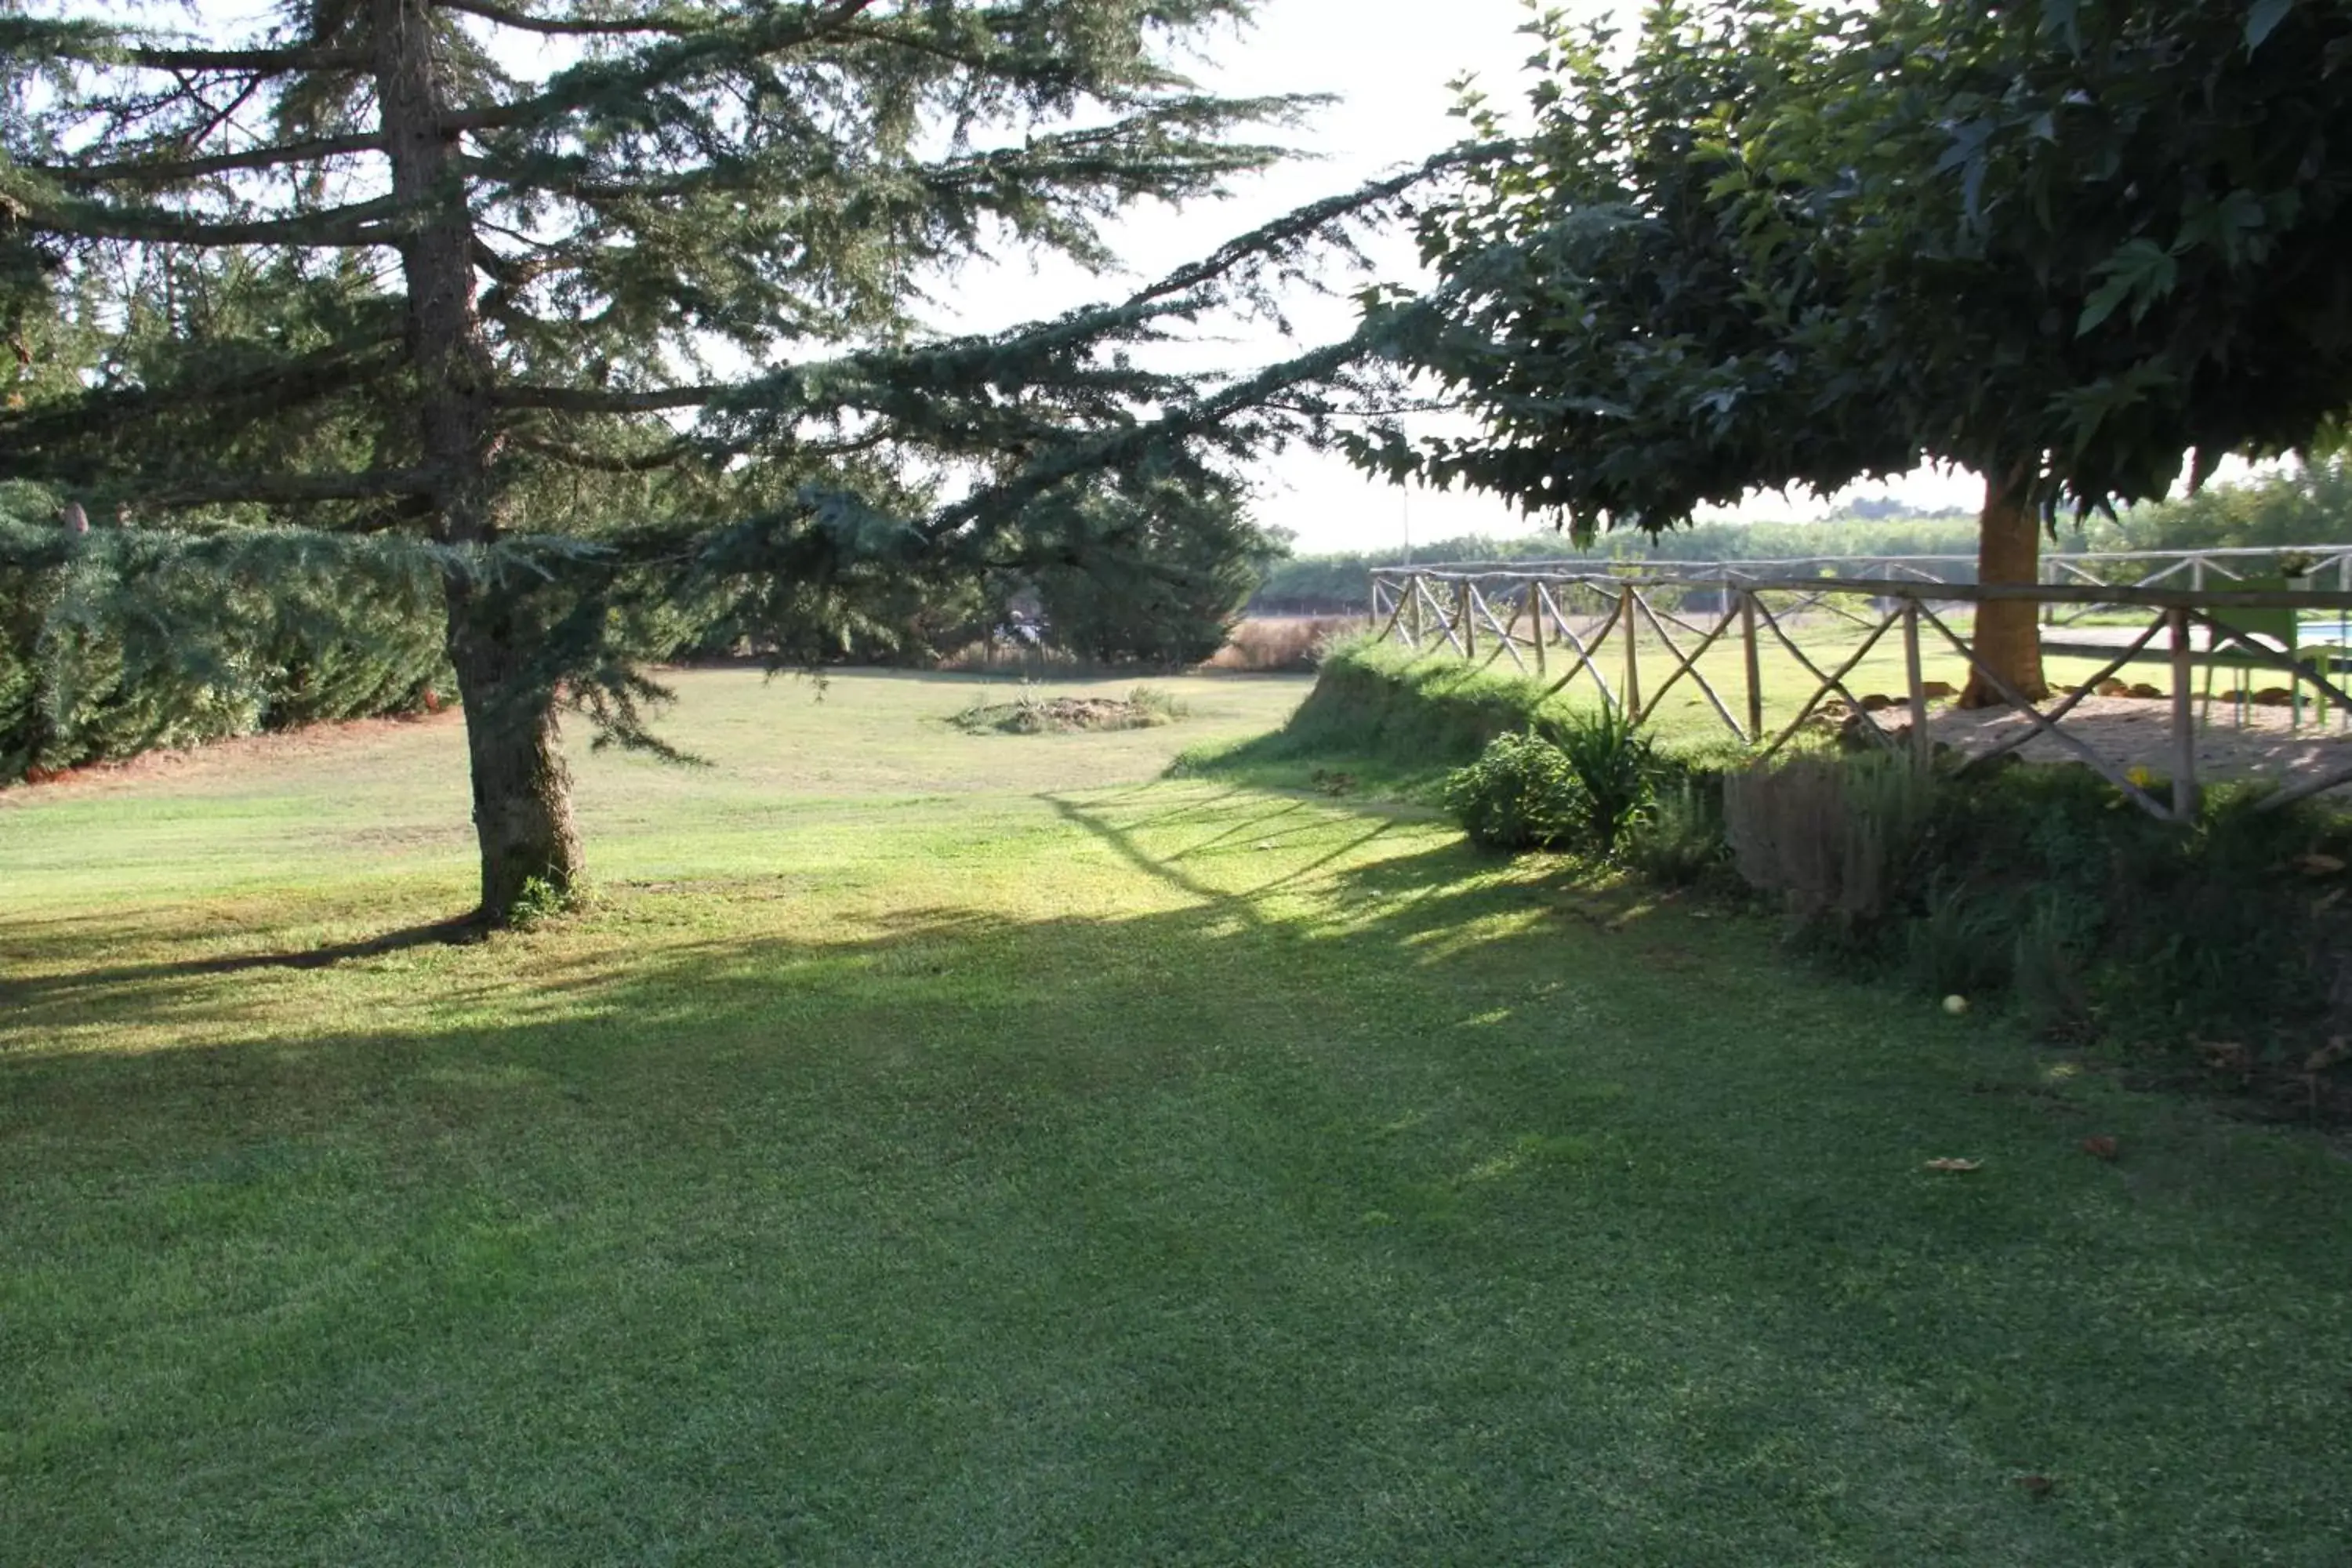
xmin=372 ymin=0 xmax=582 ymax=922
xmin=1958 ymin=463 xmax=2049 ymax=709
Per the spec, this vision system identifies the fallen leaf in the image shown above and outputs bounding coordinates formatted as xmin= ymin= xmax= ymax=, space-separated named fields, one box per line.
xmin=2080 ymin=1135 xmax=2118 ymax=1161
xmin=1924 ymin=1157 xmax=1983 ymax=1173
xmin=2016 ymin=1474 xmax=2056 ymax=1499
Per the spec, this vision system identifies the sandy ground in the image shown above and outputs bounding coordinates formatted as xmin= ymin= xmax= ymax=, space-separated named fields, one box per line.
xmin=0 ymin=709 xmax=465 ymax=806
xmin=1918 ymin=695 xmax=2352 ymax=794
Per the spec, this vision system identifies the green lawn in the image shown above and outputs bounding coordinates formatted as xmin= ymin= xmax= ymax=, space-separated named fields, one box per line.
xmin=4 ymin=668 xmax=2350 ymax=1565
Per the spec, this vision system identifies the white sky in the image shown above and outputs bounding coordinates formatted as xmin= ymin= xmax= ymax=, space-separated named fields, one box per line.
xmin=941 ymin=0 xmax=1989 ymax=552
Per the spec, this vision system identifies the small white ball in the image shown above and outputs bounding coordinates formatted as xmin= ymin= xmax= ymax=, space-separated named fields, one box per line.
xmin=1943 ymin=994 xmax=1969 ymax=1017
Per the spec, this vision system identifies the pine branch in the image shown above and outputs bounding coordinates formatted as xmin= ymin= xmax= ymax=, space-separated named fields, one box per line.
xmin=38 ymin=134 xmax=387 ymax=188
xmin=144 ymin=469 xmax=435 ymax=508
xmin=496 ymin=384 xmax=720 ymax=412
xmin=506 ymin=432 xmax=699 ymax=472
xmin=118 ymin=45 xmax=372 ymax=74
xmin=430 ymin=0 xmax=700 ymax=38
xmin=441 ymin=0 xmax=883 ymax=134
xmin=21 ymin=193 xmax=401 ymax=249
xmin=0 ymin=20 xmax=368 ymax=75
xmin=0 ymin=336 xmax=405 ymax=459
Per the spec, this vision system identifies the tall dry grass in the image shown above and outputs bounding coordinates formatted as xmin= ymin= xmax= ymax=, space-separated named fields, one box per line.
xmin=1203 ymin=615 xmax=1360 ymax=673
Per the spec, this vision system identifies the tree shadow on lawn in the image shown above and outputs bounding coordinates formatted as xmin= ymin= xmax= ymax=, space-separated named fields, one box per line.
xmin=5 ymin=818 xmax=2352 ymax=1559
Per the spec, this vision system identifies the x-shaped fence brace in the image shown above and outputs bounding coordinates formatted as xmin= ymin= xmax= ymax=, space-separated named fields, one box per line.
xmin=1370 ymin=568 xmax=2352 ymax=822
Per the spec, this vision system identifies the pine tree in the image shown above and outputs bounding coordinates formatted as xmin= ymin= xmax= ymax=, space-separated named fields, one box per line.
xmin=0 ymin=0 xmax=1410 ymax=922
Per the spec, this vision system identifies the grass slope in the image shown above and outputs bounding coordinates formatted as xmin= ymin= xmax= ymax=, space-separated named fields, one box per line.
xmin=3 ymin=670 xmax=2350 ymax=1565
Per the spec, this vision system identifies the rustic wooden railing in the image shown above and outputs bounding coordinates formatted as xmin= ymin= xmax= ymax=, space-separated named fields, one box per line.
xmin=1366 ymin=568 xmax=2352 ymax=823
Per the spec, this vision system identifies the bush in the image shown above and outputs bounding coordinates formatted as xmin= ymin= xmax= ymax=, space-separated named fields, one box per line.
xmin=2 ymin=503 xmax=452 ymax=781
xmin=1624 ymin=776 xmax=1730 ymax=885
xmin=1443 ymin=731 xmax=1587 ymax=851
xmin=1126 ymin=684 xmax=1189 ymax=722
xmin=1553 ymin=706 xmax=1659 ymax=851
xmin=1712 ymin=750 xmax=2352 ymax=1052
xmin=1724 ymin=753 xmax=1936 ymax=920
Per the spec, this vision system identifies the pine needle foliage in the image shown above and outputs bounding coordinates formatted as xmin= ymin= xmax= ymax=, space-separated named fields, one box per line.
xmin=0 ymin=0 xmax=1444 ymax=921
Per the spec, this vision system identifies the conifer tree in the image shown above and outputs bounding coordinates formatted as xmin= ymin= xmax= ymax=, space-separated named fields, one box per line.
xmin=0 ymin=0 xmax=1407 ymax=921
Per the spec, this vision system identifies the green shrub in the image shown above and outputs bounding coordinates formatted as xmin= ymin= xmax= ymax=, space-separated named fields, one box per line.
xmin=1901 ymin=880 xmax=2015 ymax=999
xmin=1126 ymin=684 xmax=1189 ymax=722
xmin=2 ymin=506 xmax=452 ymax=780
xmin=1723 ymin=753 xmax=1936 ymax=920
xmin=1553 ymin=706 xmax=1658 ymax=852
xmin=1623 ymin=776 xmax=1730 ymax=885
xmin=1443 ymin=731 xmax=1587 ymax=852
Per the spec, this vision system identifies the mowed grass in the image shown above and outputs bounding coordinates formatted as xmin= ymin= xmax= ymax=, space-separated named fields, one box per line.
xmin=5 ymin=668 xmax=2351 ymax=1565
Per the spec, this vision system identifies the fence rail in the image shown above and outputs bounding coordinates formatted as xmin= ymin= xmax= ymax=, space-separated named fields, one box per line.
xmin=1366 ymin=567 xmax=2352 ymax=823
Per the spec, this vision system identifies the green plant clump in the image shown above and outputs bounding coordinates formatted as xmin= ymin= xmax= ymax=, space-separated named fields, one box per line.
xmin=1722 ymin=752 xmax=2352 ymax=1054
xmin=1443 ymin=731 xmax=1587 ymax=851
xmin=1552 ymin=706 xmax=1659 ymax=852
xmin=1624 ymin=775 xmax=1730 ymax=886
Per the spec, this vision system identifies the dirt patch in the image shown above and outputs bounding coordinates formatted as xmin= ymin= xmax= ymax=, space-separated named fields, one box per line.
xmin=1916 ymin=695 xmax=2352 ymax=794
xmin=2 ymin=709 xmax=463 ymax=806
xmin=949 ymin=695 xmax=1181 ymax=735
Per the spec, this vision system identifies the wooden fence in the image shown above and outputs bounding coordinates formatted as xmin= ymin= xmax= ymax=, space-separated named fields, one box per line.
xmin=1366 ymin=568 xmax=2352 ymax=823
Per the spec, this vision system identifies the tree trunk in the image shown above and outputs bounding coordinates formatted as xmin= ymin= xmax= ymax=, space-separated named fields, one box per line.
xmin=373 ymin=0 xmax=583 ymax=921
xmin=1958 ymin=465 xmax=2049 ymax=708
xmin=445 ymin=579 xmax=583 ymax=924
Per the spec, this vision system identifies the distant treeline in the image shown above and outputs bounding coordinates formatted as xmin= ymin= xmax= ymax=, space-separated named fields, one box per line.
xmin=1250 ymin=463 xmax=2352 ymax=612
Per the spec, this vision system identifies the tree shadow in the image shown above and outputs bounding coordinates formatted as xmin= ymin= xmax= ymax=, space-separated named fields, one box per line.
xmin=2 ymin=914 xmax=485 ymax=1003
xmin=6 ymin=851 xmax=2351 ymax=1566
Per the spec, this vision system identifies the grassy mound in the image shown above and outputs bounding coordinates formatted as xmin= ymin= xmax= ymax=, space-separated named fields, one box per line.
xmin=1175 ymin=638 xmax=1595 ymax=797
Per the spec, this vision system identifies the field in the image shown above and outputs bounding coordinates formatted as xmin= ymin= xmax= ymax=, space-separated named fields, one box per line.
xmin=5 ymin=668 xmax=2352 ymax=1564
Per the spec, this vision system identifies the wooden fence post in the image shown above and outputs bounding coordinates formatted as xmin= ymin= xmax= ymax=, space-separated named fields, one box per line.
xmin=2169 ymin=606 xmax=2198 ymax=821
xmin=1740 ymin=587 xmax=1763 ymax=742
xmin=1408 ymin=574 xmax=1424 ymax=647
xmin=1904 ymin=598 xmax=1929 ymax=772
xmin=1528 ymin=583 xmax=1546 ymax=677
xmin=1621 ymin=583 xmax=1641 ymax=721
xmin=1460 ymin=581 xmax=1475 ymax=660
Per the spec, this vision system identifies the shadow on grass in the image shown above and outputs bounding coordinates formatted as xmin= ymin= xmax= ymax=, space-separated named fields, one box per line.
xmin=0 ymin=915 xmax=486 ymax=1009
xmin=5 ymin=800 xmax=2352 ymax=1563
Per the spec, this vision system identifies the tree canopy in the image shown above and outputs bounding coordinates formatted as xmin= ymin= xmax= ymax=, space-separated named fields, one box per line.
xmin=1 ymin=0 xmax=1428 ymax=920
xmin=1355 ymin=0 xmax=2352 ymax=699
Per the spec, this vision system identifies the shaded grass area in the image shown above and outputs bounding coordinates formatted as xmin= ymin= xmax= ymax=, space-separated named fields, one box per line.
xmin=5 ymin=670 xmax=2352 ymax=1563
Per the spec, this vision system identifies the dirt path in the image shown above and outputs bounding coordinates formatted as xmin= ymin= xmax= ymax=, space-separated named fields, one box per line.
xmin=1925 ymin=694 xmax=2352 ymax=794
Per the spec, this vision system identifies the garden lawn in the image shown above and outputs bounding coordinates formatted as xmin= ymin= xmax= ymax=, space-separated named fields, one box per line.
xmin=3 ymin=668 xmax=2349 ymax=1566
